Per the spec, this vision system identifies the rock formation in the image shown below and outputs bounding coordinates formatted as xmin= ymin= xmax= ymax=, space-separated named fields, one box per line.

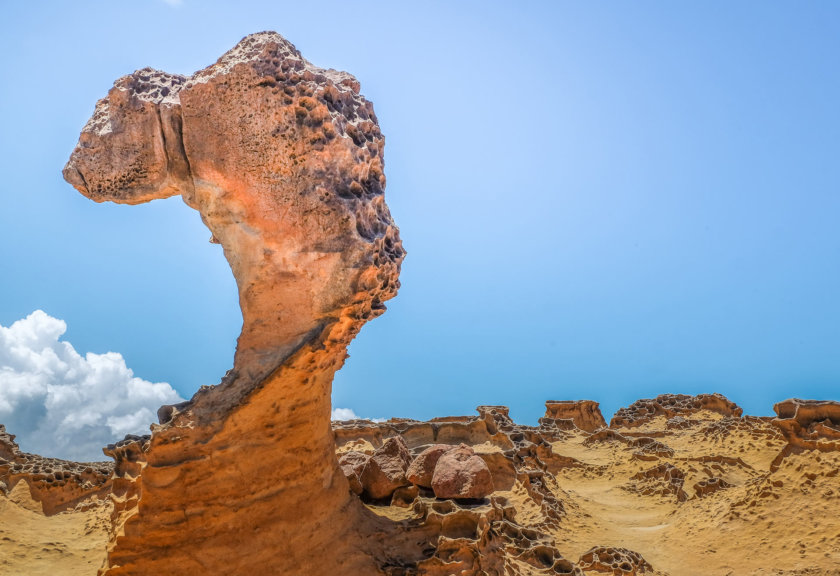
xmin=5 ymin=394 xmax=840 ymax=574
xmin=360 ymin=435 xmax=412 ymax=500
xmin=429 ymin=444 xmax=494 ymax=499
xmin=63 ymin=31 xmax=403 ymax=575
xmin=406 ymin=444 xmax=452 ymax=489
xmin=609 ymin=393 xmax=742 ymax=428
xmin=0 ymin=425 xmax=112 ymax=515
xmin=577 ymin=547 xmax=653 ymax=576
xmin=541 ymin=400 xmax=607 ymax=433
xmin=772 ymin=398 xmax=840 ymax=450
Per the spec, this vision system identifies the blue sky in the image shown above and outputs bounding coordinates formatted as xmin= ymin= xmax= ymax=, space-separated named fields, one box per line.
xmin=1 ymin=2 xmax=839 ymax=457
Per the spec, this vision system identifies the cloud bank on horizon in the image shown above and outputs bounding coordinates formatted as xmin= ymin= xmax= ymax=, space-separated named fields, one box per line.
xmin=0 ymin=310 xmax=184 ymax=461
xmin=331 ymin=407 xmax=358 ymax=420
xmin=331 ymin=407 xmax=386 ymax=423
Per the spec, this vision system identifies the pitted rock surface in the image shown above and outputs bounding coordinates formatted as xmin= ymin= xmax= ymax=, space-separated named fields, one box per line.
xmin=541 ymin=400 xmax=607 ymax=432
xmin=610 ymin=393 xmax=743 ymax=428
xmin=64 ymin=31 xmax=403 ymax=575
xmin=0 ymin=425 xmax=112 ymax=515
xmin=5 ymin=392 xmax=840 ymax=574
xmin=578 ymin=546 xmax=653 ymax=575
xmin=772 ymin=399 xmax=840 ymax=450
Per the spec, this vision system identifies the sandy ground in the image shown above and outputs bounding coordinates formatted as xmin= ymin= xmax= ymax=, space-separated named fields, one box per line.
xmin=547 ymin=413 xmax=840 ymax=575
xmin=0 ymin=482 xmax=110 ymax=576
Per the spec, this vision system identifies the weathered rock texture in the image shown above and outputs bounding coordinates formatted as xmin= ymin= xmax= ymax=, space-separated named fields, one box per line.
xmin=5 ymin=394 xmax=840 ymax=575
xmin=577 ymin=547 xmax=653 ymax=575
xmin=541 ymin=400 xmax=606 ymax=432
xmin=609 ymin=393 xmax=742 ymax=428
xmin=64 ymin=32 xmax=404 ymax=575
xmin=773 ymin=398 xmax=840 ymax=450
xmin=0 ymin=425 xmax=112 ymax=515
xmin=327 ymin=395 xmax=840 ymax=575
xmin=361 ymin=435 xmax=412 ymax=500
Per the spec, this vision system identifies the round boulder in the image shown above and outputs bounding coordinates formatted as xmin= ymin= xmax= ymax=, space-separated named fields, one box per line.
xmin=406 ymin=444 xmax=453 ymax=489
xmin=431 ymin=443 xmax=494 ymax=499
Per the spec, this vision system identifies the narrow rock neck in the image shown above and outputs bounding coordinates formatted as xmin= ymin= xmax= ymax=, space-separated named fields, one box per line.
xmin=105 ymin=342 xmax=376 ymax=575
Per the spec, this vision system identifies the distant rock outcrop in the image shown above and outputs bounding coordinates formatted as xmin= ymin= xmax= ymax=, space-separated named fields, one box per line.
xmin=64 ymin=31 xmax=403 ymax=575
xmin=610 ymin=393 xmax=743 ymax=428
xmin=772 ymin=398 xmax=840 ymax=449
xmin=0 ymin=425 xmax=112 ymax=515
xmin=541 ymin=400 xmax=607 ymax=432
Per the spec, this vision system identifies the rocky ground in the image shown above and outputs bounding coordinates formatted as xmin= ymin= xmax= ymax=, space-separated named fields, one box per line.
xmin=2 ymin=394 xmax=839 ymax=575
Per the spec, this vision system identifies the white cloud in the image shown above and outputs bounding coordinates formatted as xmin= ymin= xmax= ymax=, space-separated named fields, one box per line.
xmin=0 ymin=310 xmax=184 ymax=461
xmin=331 ymin=407 xmax=387 ymax=423
xmin=331 ymin=407 xmax=358 ymax=420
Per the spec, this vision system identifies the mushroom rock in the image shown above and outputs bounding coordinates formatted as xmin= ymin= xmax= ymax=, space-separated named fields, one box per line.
xmin=64 ymin=32 xmax=404 ymax=575
xmin=542 ymin=400 xmax=607 ymax=432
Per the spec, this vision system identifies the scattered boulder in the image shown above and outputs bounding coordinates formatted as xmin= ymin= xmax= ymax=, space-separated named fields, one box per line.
xmin=406 ymin=444 xmax=452 ymax=489
xmin=360 ymin=436 xmax=411 ymax=500
xmin=431 ymin=444 xmax=494 ymax=500
xmin=338 ymin=451 xmax=369 ymax=495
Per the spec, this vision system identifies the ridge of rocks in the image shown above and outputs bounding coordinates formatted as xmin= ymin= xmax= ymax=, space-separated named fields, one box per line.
xmin=0 ymin=425 xmax=112 ymax=515
xmin=609 ymin=393 xmax=743 ymax=428
xmin=3 ymin=393 xmax=840 ymax=574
